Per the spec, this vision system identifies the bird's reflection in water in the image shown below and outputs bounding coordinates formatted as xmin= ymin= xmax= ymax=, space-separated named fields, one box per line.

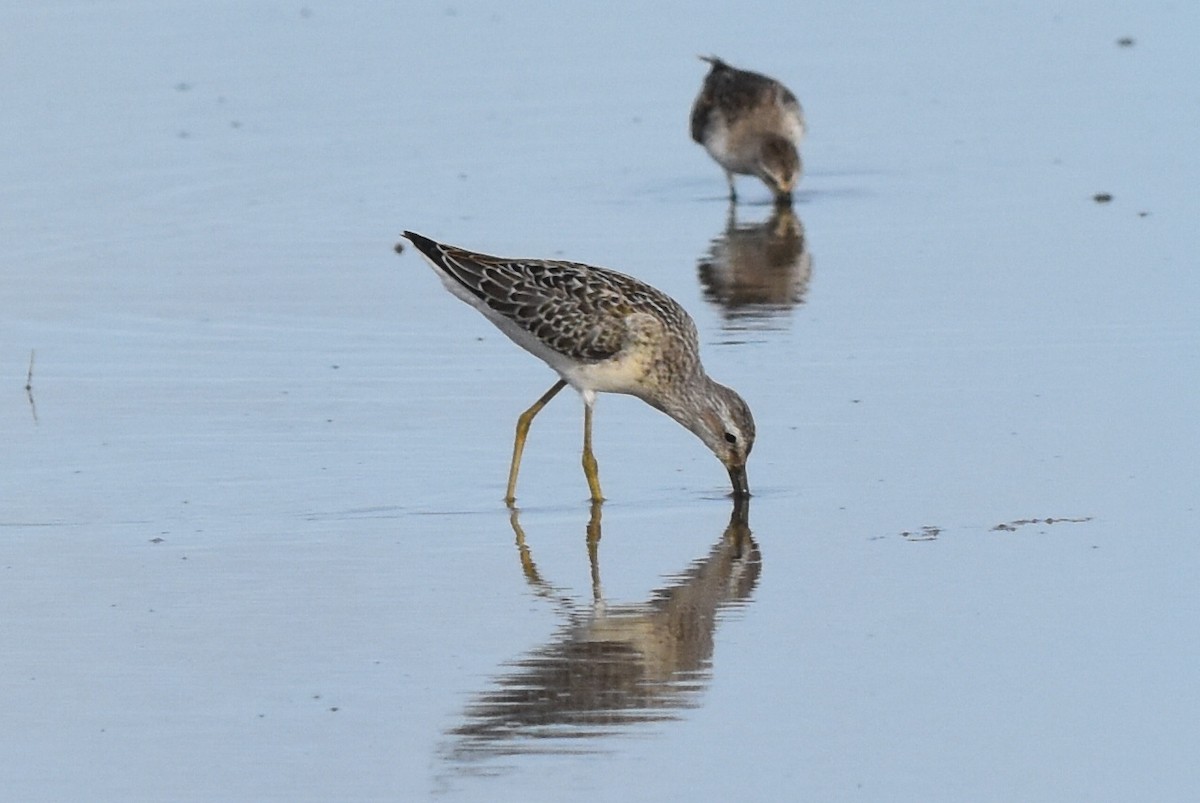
xmin=697 ymin=204 xmax=812 ymax=328
xmin=445 ymin=502 xmax=760 ymax=764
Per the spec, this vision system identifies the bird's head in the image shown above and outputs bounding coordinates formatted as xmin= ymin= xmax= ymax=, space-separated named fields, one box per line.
xmin=756 ymin=136 xmax=800 ymax=205
xmin=686 ymin=381 xmax=756 ymax=498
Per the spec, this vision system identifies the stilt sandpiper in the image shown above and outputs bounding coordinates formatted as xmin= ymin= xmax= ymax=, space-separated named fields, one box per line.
xmin=400 ymin=232 xmax=755 ymax=503
xmin=690 ymin=56 xmax=805 ymax=205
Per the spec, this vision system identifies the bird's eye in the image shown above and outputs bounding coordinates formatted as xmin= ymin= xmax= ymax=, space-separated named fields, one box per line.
xmin=723 ymin=432 xmax=738 ymax=444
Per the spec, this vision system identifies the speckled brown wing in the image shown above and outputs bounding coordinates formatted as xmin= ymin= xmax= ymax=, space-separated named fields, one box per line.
xmin=407 ymin=233 xmax=694 ymax=364
xmin=690 ymin=81 xmax=717 ymax=144
xmin=700 ymin=62 xmax=788 ymax=129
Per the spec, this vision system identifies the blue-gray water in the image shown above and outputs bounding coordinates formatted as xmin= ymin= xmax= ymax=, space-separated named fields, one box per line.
xmin=3 ymin=2 xmax=1198 ymax=800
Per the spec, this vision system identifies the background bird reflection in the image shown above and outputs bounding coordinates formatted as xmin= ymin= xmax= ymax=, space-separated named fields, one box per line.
xmin=444 ymin=503 xmax=761 ymax=765
xmin=697 ymin=204 xmax=812 ymax=328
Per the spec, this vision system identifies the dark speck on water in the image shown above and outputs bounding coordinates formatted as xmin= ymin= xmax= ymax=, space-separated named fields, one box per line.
xmin=1093 ymin=192 xmax=1113 ymax=203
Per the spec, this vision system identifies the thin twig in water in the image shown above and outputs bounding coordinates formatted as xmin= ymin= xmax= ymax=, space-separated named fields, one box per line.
xmin=26 ymin=349 xmax=38 ymax=423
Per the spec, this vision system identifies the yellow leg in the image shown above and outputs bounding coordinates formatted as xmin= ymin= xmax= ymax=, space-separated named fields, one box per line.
xmin=582 ymin=400 xmax=604 ymax=502
xmin=505 ymin=379 xmax=567 ymax=504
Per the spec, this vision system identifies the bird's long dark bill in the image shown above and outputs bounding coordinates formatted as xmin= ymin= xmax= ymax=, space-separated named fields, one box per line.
xmin=728 ymin=464 xmax=750 ymax=498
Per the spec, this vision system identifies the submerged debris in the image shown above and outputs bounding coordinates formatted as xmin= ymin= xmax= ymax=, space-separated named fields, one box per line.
xmin=991 ymin=516 xmax=1092 ymax=532
xmin=886 ymin=517 xmax=1093 ymax=541
xmin=900 ymin=526 xmax=940 ymax=542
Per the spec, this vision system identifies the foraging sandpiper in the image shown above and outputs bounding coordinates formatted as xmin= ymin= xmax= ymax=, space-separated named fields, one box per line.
xmin=400 ymin=231 xmax=755 ymax=502
xmin=690 ymin=56 xmax=805 ymax=204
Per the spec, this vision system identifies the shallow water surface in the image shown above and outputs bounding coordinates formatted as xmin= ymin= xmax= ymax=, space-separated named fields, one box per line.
xmin=3 ymin=1 xmax=1199 ymax=800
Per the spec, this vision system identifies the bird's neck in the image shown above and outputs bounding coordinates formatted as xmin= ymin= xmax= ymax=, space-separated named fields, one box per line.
xmin=657 ymin=371 xmax=720 ymax=434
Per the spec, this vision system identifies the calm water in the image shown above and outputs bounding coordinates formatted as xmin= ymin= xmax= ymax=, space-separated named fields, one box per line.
xmin=3 ymin=1 xmax=1199 ymax=800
